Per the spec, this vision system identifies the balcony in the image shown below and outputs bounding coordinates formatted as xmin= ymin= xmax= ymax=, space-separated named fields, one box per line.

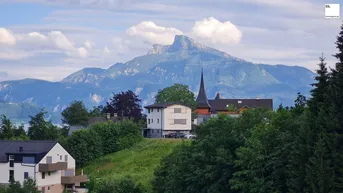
xmin=38 ymin=162 xmax=68 ymax=172
xmin=61 ymin=175 xmax=88 ymax=184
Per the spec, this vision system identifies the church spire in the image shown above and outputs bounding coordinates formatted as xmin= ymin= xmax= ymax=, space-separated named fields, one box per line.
xmin=196 ymin=69 xmax=211 ymax=109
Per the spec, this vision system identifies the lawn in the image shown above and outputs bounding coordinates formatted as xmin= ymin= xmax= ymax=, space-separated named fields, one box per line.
xmin=82 ymin=138 xmax=187 ymax=191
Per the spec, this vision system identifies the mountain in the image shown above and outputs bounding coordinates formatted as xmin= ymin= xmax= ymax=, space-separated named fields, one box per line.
xmin=0 ymin=35 xmax=315 ymax=123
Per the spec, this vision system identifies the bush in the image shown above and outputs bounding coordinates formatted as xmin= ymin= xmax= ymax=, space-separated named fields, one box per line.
xmin=65 ymin=129 xmax=103 ymax=167
xmin=93 ymin=177 xmax=145 ymax=193
xmin=66 ymin=119 xmax=143 ymax=167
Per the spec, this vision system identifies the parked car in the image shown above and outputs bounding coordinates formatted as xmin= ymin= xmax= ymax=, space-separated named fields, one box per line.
xmin=175 ymin=133 xmax=186 ymax=138
xmin=184 ymin=134 xmax=196 ymax=139
xmin=165 ymin=133 xmax=177 ymax=138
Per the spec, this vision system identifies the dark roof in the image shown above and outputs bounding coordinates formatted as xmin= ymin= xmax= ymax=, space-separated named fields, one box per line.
xmin=0 ymin=140 xmax=57 ymax=163
xmin=196 ymin=69 xmax=211 ymax=109
xmin=68 ymin=125 xmax=85 ymax=136
xmin=88 ymin=116 xmax=119 ymax=126
xmin=144 ymin=102 xmax=190 ymax=109
xmin=209 ymin=99 xmax=273 ymax=112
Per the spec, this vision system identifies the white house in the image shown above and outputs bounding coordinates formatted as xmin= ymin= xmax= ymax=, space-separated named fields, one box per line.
xmin=143 ymin=102 xmax=192 ymax=138
xmin=0 ymin=140 xmax=87 ymax=193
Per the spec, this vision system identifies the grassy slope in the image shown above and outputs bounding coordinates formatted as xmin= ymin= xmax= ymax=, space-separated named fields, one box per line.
xmin=83 ymin=138 xmax=186 ymax=190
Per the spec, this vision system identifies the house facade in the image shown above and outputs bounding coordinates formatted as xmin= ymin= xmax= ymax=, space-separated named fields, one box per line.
xmin=0 ymin=140 xmax=87 ymax=193
xmin=195 ymin=70 xmax=273 ymax=125
xmin=143 ymin=103 xmax=192 ymax=138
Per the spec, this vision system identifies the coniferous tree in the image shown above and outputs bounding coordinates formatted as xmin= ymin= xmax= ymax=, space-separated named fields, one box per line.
xmin=308 ymin=54 xmax=329 ymax=116
xmin=305 ymin=133 xmax=334 ymax=193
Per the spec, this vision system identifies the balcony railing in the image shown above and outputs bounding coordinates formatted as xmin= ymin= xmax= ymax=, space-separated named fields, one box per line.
xmin=38 ymin=162 xmax=68 ymax=172
xmin=61 ymin=175 xmax=88 ymax=184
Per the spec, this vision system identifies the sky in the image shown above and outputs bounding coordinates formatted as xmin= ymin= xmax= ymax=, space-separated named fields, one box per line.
xmin=0 ymin=0 xmax=342 ymax=82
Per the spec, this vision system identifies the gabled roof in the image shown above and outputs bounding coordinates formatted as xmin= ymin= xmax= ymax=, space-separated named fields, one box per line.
xmin=196 ymin=69 xmax=211 ymax=109
xmin=0 ymin=140 xmax=57 ymax=163
xmin=209 ymin=99 xmax=273 ymax=112
xmin=144 ymin=102 xmax=190 ymax=109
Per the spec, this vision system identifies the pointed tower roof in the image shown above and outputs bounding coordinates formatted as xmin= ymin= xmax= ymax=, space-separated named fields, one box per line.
xmin=196 ymin=69 xmax=211 ymax=108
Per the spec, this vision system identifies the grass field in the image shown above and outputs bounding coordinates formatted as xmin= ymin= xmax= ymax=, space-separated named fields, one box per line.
xmin=83 ymin=138 xmax=187 ymax=190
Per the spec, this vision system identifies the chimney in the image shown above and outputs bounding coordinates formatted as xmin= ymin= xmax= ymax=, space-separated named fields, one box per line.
xmin=19 ymin=146 xmax=23 ymax=152
xmin=106 ymin=113 xmax=111 ymax=120
xmin=215 ymin=93 xmax=220 ymax=100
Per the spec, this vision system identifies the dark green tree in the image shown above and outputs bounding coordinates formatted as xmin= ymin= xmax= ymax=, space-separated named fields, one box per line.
xmin=155 ymin=84 xmax=196 ymax=110
xmin=154 ymin=114 xmax=249 ymax=193
xmin=308 ymin=54 xmax=329 ymax=116
xmin=105 ymin=90 xmax=143 ymax=122
xmin=0 ymin=115 xmax=15 ymax=139
xmin=62 ymin=101 xmax=90 ymax=126
xmin=305 ymin=133 xmax=334 ymax=193
xmin=89 ymin=105 xmax=105 ymax=117
xmin=23 ymin=178 xmax=41 ymax=193
xmin=27 ymin=111 xmax=59 ymax=140
xmin=65 ymin=129 xmax=103 ymax=167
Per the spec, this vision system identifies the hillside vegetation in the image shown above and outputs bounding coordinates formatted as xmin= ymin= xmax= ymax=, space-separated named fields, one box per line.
xmin=83 ymin=138 xmax=187 ymax=191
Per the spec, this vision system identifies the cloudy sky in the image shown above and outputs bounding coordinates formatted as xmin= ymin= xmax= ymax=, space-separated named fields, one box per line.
xmin=0 ymin=0 xmax=342 ymax=82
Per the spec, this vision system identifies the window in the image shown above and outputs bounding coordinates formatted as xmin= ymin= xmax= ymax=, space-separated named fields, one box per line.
xmin=42 ymin=172 xmax=45 ymax=179
xmin=151 ymin=109 xmax=154 ymax=112
xmin=46 ymin=156 xmax=52 ymax=164
xmin=174 ymin=108 xmax=182 ymax=113
xmin=152 ymin=130 xmax=154 ymax=133
xmin=174 ymin=119 xmax=187 ymax=125
xmin=148 ymin=119 xmax=150 ymax=124
xmin=148 ymin=109 xmax=150 ymax=113
xmin=151 ymin=119 xmax=153 ymax=123
xmin=42 ymin=187 xmax=45 ymax=193
xmin=157 ymin=119 xmax=159 ymax=123
xmin=48 ymin=172 xmax=51 ymax=176
xmin=9 ymin=160 xmax=14 ymax=167
xmin=24 ymin=172 xmax=29 ymax=179
xmin=65 ymin=155 xmax=68 ymax=162
xmin=60 ymin=155 xmax=62 ymax=160
xmin=157 ymin=130 xmax=160 ymax=133
xmin=157 ymin=109 xmax=159 ymax=112
xmin=48 ymin=186 xmax=50 ymax=191
xmin=9 ymin=155 xmax=14 ymax=160
xmin=23 ymin=157 xmax=35 ymax=164
xmin=238 ymin=100 xmax=242 ymax=104
xmin=9 ymin=170 xmax=14 ymax=182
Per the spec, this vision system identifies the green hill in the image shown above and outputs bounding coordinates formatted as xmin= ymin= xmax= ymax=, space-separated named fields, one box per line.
xmin=83 ymin=138 xmax=187 ymax=191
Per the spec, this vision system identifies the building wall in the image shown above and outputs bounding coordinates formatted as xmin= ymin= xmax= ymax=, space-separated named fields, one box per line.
xmin=196 ymin=108 xmax=210 ymax=115
xmin=163 ymin=105 xmax=191 ymax=131
xmin=0 ymin=162 xmax=35 ymax=185
xmin=146 ymin=107 xmax=163 ymax=130
xmin=35 ymin=143 xmax=76 ymax=187
xmin=37 ymin=183 xmax=64 ymax=193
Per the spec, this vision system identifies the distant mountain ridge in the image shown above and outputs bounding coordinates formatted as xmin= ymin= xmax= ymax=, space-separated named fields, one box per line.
xmin=0 ymin=35 xmax=315 ymax=123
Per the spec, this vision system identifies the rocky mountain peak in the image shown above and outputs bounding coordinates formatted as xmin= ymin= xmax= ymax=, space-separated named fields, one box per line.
xmin=168 ymin=35 xmax=206 ymax=52
xmin=147 ymin=44 xmax=170 ymax=55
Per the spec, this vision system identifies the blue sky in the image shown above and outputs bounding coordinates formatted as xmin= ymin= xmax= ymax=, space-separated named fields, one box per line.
xmin=0 ymin=0 xmax=342 ymax=82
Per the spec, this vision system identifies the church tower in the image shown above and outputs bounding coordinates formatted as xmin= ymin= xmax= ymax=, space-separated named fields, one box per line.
xmin=195 ymin=69 xmax=211 ymax=115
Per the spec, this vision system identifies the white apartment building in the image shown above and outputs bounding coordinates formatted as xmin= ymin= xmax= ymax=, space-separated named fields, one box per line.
xmin=143 ymin=102 xmax=192 ymax=138
xmin=0 ymin=140 xmax=87 ymax=193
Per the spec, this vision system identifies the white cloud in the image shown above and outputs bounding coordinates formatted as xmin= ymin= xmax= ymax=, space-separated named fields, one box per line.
xmin=126 ymin=21 xmax=183 ymax=45
xmin=49 ymin=31 xmax=74 ymax=50
xmin=84 ymin=40 xmax=95 ymax=49
xmin=191 ymin=17 xmax=242 ymax=45
xmin=27 ymin=32 xmax=47 ymax=41
xmin=77 ymin=47 xmax=88 ymax=58
xmin=0 ymin=28 xmax=16 ymax=46
xmin=104 ymin=46 xmax=110 ymax=54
